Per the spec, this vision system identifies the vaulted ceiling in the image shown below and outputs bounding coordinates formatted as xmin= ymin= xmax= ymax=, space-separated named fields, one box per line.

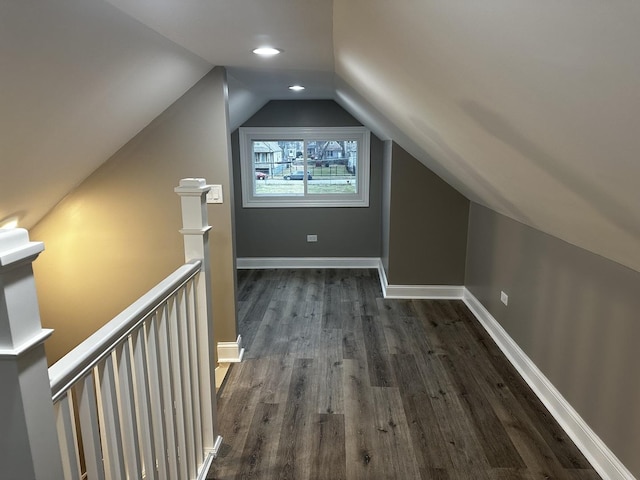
xmin=2 ymin=0 xmax=639 ymax=272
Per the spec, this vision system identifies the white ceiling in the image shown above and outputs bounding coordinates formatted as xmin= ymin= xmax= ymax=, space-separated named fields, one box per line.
xmin=333 ymin=0 xmax=640 ymax=272
xmin=1 ymin=0 xmax=639 ymax=272
xmin=104 ymin=0 xmax=335 ymax=71
xmin=0 ymin=0 xmax=336 ymax=231
xmin=0 ymin=0 xmax=212 ymax=230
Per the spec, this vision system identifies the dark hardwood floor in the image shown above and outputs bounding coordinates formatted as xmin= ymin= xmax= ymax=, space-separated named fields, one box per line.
xmin=207 ymin=269 xmax=600 ymax=480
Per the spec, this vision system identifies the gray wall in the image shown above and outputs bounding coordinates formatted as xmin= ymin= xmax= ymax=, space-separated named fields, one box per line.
xmin=233 ymin=100 xmax=383 ymax=258
xmin=385 ymin=142 xmax=469 ymax=285
xmin=381 ymin=140 xmax=392 ymax=273
xmin=465 ymin=202 xmax=640 ymax=477
xmin=33 ymin=68 xmax=238 ymax=364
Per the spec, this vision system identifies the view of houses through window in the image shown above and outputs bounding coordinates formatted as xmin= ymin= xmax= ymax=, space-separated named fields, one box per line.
xmin=239 ymin=127 xmax=370 ymax=208
xmin=252 ymin=139 xmax=358 ymax=196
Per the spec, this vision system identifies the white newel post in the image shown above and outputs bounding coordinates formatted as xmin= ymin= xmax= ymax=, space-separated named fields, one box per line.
xmin=174 ymin=178 xmax=222 ymax=457
xmin=0 ymin=229 xmax=64 ymax=480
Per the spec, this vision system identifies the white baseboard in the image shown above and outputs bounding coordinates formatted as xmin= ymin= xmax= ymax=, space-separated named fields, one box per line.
xmin=376 ymin=258 xmax=464 ymax=299
xmin=212 ymin=435 xmax=223 ymax=458
xmin=196 ymin=434 xmax=223 ymax=480
xmin=237 ymin=257 xmax=380 ymax=269
xmin=197 ymin=450 xmax=216 ymax=480
xmin=237 ymin=257 xmax=464 ymax=299
xmin=462 ymin=288 xmax=635 ymax=480
xmin=217 ymin=335 xmax=245 ymax=363
xmin=384 ymin=284 xmax=465 ymax=299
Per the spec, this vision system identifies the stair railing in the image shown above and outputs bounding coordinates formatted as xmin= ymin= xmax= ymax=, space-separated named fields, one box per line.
xmin=0 ymin=178 xmax=220 ymax=480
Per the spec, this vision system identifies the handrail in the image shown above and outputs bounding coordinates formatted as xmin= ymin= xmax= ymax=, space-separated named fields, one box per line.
xmin=49 ymin=260 xmax=202 ymax=402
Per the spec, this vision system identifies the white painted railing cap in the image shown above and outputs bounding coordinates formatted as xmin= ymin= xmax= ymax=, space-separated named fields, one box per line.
xmin=0 ymin=228 xmax=44 ymax=267
xmin=174 ymin=178 xmax=210 ymax=194
xmin=180 ymin=178 xmax=206 ymax=187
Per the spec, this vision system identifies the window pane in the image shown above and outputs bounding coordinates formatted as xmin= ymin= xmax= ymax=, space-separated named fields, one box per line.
xmin=240 ymin=126 xmax=369 ymax=208
xmin=306 ymin=140 xmax=358 ymax=195
xmin=253 ymin=140 xmax=304 ymax=196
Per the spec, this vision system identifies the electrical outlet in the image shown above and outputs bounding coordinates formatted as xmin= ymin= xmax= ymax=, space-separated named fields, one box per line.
xmin=307 ymin=234 xmax=318 ymax=243
xmin=500 ymin=291 xmax=509 ymax=306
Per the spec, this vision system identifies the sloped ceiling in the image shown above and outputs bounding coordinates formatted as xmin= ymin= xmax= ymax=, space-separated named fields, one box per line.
xmin=333 ymin=0 xmax=640 ymax=273
xmin=0 ymin=0 xmax=212 ymax=230
xmin=102 ymin=0 xmax=338 ymax=124
xmin=1 ymin=0 xmax=639 ymax=273
xmin=0 ymin=0 xmax=335 ymax=231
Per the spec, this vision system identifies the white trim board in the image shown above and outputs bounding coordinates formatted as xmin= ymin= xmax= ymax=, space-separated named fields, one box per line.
xmin=196 ymin=435 xmax=223 ymax=479
xmin=463 ymin=289 xmax=635 ymax=480
xmin=237 ymin=257 xmax=464 ymax=299
xmin=196 ymin=451 xmax=216 ymax=480
xmin=217 ymin=335 xmax=245 ymax=363
xmin=383 ymin=284 xmax=464 ymax=299
xmin=376 ymin=259 xmax=464 ymax=299
xmin=237 ymin=257 xmax=380 ymax=270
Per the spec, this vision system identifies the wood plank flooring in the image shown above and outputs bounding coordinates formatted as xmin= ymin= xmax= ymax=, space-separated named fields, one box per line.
xmin=207 ymin=269 xmax=600 ymax=480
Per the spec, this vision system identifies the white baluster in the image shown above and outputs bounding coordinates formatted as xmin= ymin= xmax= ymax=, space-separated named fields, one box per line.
xmin=168 ymin=293 xmax=189 ymax=479
xmin=157 ymin=304 xmax=179 ymax=479
xmin=96 ymin=354 xmax=127 ymax=479
xmin=115 ymin=339 xmax=143 ymax=477
xmin=76 ymin=373 xmax=106 ymax=480
xmin=177 ymin=287 xmax=197 ymax=478
xmin=54 ymin=392 xmax=81 ymax=479
xmin=144 ymin=313 xmax=169 ymax=480
xmin=186 ymin=278 xmax=204 ymax=464
xmin=131 ymin=326 xmax=158 ymax=480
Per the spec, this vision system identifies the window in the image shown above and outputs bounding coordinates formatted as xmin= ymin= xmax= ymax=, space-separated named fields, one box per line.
xmin=239 ymin=126 xmax=370 ymax=207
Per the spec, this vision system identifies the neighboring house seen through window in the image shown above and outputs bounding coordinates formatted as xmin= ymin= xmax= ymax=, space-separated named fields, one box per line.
xmin=239 ymin=127 xmax=370 ymax=207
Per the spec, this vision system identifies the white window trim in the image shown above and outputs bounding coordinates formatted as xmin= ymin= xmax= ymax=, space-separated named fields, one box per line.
xmin=239 ymin=126 xmax=371 ymax=208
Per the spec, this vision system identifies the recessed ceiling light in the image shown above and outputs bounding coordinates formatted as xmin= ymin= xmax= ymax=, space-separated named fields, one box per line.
xmin=289 ymin=85 xmax=305 ymax=91
xmin=252 ymin=47 xmax=281 ymax=57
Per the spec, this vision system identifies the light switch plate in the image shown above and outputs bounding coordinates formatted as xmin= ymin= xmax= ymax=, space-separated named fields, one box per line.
xmin=206 ymin=185 xmax=223 ymax=204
